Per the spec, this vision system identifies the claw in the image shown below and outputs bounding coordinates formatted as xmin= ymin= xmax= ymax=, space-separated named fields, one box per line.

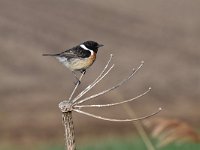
xmin=80 ymin=69 xmax=86 ymax=74
xmin=74 ymin=79 xmax=81 ymax=85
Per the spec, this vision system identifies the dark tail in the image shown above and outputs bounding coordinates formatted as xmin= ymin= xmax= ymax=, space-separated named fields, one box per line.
xmin=42 ymin=53 xmax=59 ymax=56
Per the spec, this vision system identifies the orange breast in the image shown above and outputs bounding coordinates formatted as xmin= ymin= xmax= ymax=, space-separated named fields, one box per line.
xmin=68 ymin=52 xmax=97 ymax=71
xmin=88 ymin=52 xmax=96 ymax=65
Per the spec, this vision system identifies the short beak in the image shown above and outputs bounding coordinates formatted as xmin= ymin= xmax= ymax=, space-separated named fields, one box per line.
xmin=98 ymin=44 xmax=104 ymax=47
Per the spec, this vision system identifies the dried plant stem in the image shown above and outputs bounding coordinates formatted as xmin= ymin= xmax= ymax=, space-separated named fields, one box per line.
xmin=74 ymin=87 xmax=151 ymax=109
xmin=57 ymin=54 xmax=161 ymax=150
xmin=72 ymin=54 xmax=113 ymax=103
xmin=74 ymin=108 xmax=161 ymax=122
xmin=123 ymin=102 xmax=156 ymax=150
xmin=73 ymin=64 xmax=114 ymax=103
xmin=75 ymin=61 xmax=144 ymax=105
xmin=62 ymin=111 xmax=76 ymax=150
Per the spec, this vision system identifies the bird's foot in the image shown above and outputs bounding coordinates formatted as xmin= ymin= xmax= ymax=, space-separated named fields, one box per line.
xmin=74 ymin=79 xmax=81 ymax=85
xmin=80 ymin=69 xmax=86 ymax=74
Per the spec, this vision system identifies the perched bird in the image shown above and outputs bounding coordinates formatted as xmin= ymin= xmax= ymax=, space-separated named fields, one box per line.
xmin=43 ymin=40 xmax=103 ymax=84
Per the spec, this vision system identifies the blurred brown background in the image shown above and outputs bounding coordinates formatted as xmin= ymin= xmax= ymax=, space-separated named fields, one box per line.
xmin=0 ymin=0 xmax=200 ymax=147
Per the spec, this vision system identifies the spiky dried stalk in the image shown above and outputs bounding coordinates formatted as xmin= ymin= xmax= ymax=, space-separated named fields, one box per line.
xmin=58 ymin=54 xmax=162 ymax=150
xmin=62 ymin=112 xmax=76 ymax=150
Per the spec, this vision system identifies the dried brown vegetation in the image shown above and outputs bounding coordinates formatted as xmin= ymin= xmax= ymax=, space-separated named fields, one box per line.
xmin=144 ymin=118 xmax=200 ymax=147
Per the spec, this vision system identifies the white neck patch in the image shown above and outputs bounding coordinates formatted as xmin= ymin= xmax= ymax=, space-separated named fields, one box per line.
xmin=80 ymin=44 xmax=94 ymax=55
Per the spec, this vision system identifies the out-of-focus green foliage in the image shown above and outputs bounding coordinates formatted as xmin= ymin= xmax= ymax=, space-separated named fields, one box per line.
xmin=1 ymin=137 xmax=200 ymax=150
xmin=79 ymin=138 xmax=200 ymax=150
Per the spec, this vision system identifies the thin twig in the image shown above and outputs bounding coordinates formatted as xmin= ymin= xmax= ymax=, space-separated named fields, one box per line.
xmin=74 ymin=108 xmax=162 ymax=122
xmin=75 ymin=61 xmax=144 ymax=105
xmin=72 ymin=54 xmax=113 ymax=103
xmin=72 ymin=64 xmax=115 ymax=103
xmin=74 ymin=87 xmax=151 ymax=109
xmin=68 ymin=72 xmax=84 ymax=102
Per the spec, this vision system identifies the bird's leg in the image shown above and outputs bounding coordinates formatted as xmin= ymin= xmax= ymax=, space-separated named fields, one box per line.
xmin=80 ymin=69 xmax=86 ymax=74
xmin=72 ymin=71 xmax=81 ymax=85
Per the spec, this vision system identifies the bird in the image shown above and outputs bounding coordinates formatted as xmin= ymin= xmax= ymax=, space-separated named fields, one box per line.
xmin=43 ymin=40 xmax=104 ymax=84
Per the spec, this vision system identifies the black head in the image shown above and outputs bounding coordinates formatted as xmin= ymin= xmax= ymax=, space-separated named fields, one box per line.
xmin=81 ymin=41 xmax=103 ymax=53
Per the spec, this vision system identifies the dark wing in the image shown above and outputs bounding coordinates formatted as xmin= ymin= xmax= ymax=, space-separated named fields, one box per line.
xmin=58 ymin=49 xmax=78 ymax=58
xmin=59 ymin=46 xmax=91 ymax=59
xmin=43 ymin=45 xmax=91 ymax=58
